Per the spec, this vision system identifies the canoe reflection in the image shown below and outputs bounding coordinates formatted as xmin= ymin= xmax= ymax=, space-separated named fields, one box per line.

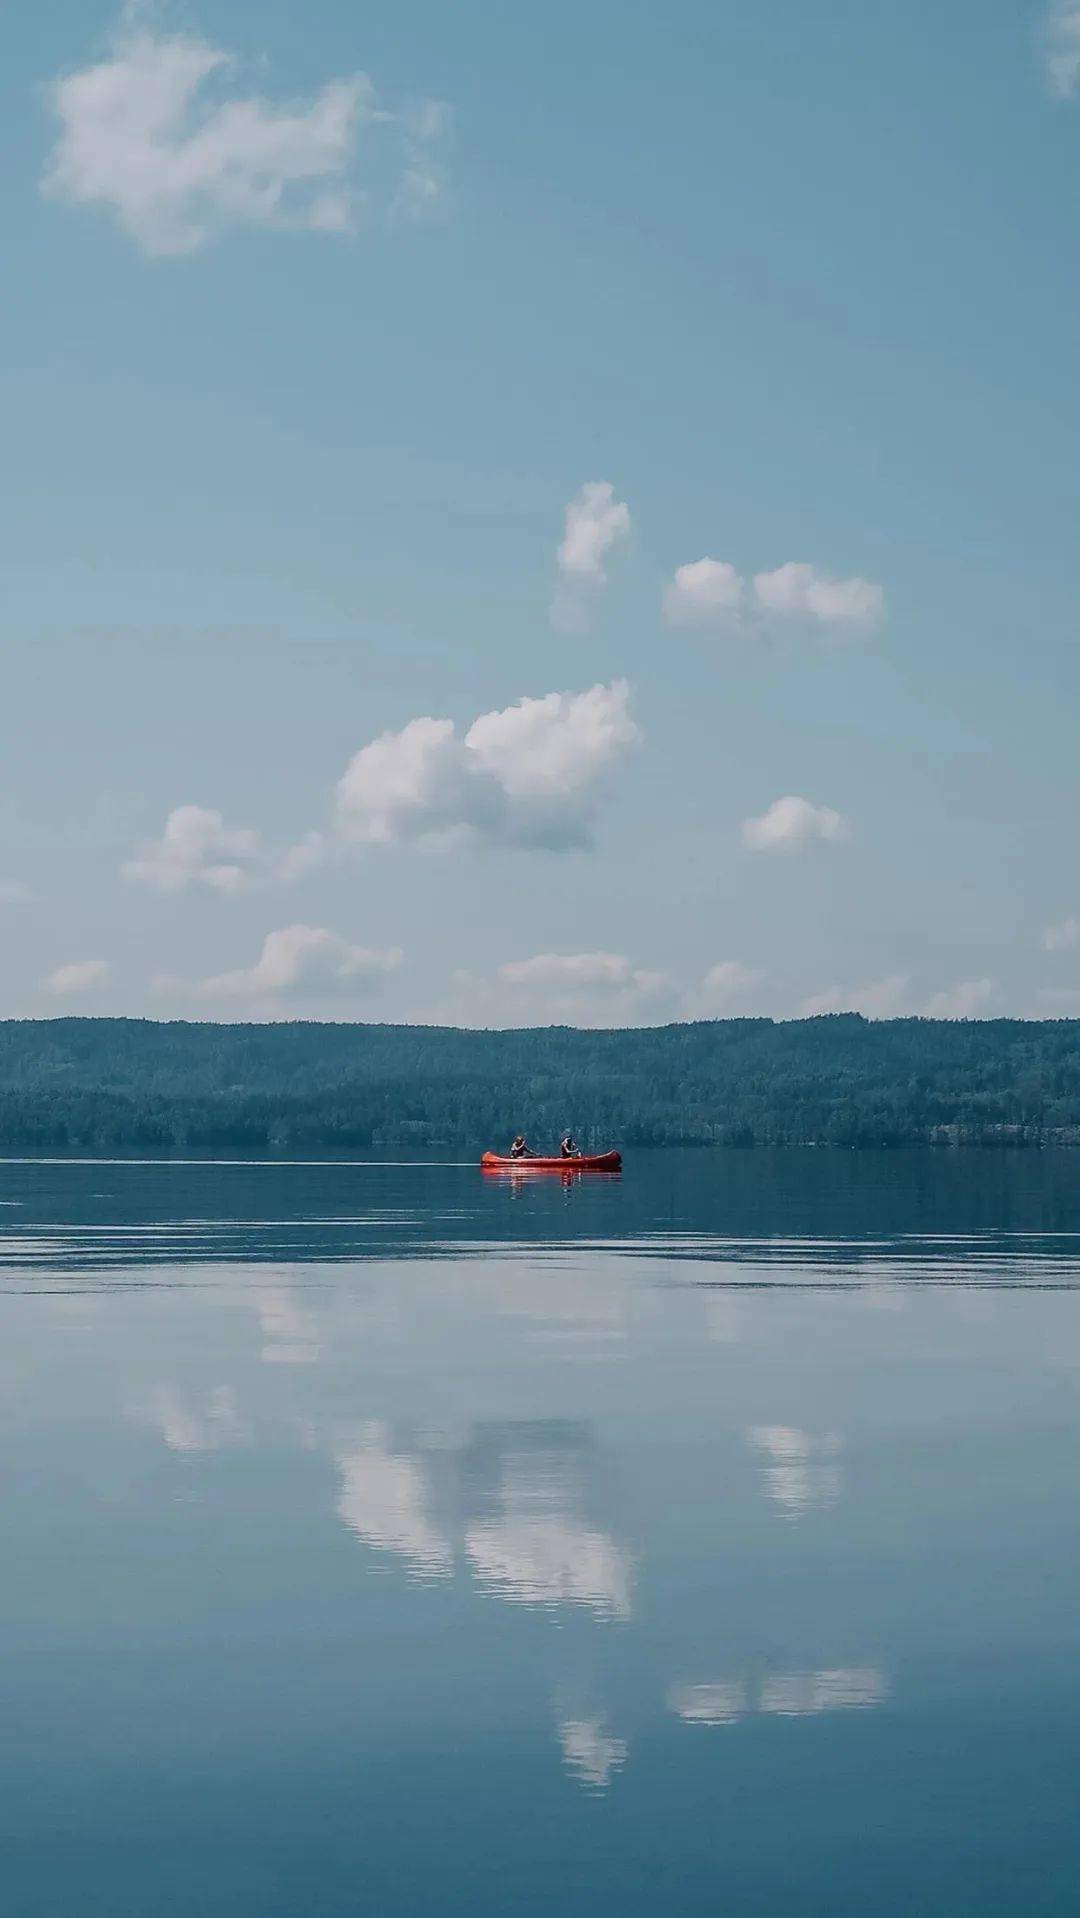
xmin=493 ymin=1166 xmax=623 ymax=1193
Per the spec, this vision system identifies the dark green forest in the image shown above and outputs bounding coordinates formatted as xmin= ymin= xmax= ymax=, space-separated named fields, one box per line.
xmin=3 ymin=1015 xmax=1080 ymax=1151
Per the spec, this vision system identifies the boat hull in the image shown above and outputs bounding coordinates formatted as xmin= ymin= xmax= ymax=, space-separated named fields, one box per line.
xmin=481 ymin=1150 xmax=622 ymax=1173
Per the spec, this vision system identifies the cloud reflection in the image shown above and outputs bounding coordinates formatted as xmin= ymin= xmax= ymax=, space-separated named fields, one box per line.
xmin=746 ymin=1425 xmax=843 ymax=1516
xmin=758 ymin=1668 xmax=886 ymax=1716
xmin=557 ymin=1717 xmax=628 ymax=1790
xmin=668 ymin=1667 xmax=886 ymax=1725
xmin=465 ymin=1516 xmax=631 ymax=1618
xmin=255 ymin=1285 xmax=321 ymax=1365
xmin=463 ymin=1421 xmax=632 ymax=1618
xmin=335 ymin=1424 xmax=453 ymax=1580
xmin=132 ymin=1384 xmax=248 ymax=1453
xmin=666 ymin=1680 xmax=748 ymax=1725
xmin=330 ymin=1417 xmax=633 ymax=1617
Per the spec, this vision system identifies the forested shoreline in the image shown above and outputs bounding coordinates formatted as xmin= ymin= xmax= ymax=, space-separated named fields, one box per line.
xmin=2 ymin=1015 xmax=1080 ymax=1152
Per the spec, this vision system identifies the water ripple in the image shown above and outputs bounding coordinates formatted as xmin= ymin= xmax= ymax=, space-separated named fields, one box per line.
xmin=3 ymin=1216 xmax=1080 ymax=1288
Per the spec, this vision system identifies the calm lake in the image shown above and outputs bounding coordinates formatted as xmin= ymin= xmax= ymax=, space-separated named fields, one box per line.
xmin=3 ymin=1148 xmax=1080 ymax=1916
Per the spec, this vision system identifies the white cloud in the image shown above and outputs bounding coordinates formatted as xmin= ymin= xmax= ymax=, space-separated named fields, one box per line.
xmin=124 ymin=806 xmax=323 ymax=893
xmin=742 ymin=795 xmax=851 ymax=854
xmin=663 ymin=558 xmax=744 ymax=627
xmin=493 ymin=951 xmax=675 ymax=1025
xmin=924 ymin=978 xmax=995 ymax=1019
xmin=662 ymin=556 xmax=883 ymax=634
xmin=0 ymin=882 xmax=33 ymax=905
xmin=42 ymin=13 xmax=448 ymax=256
xmin=336 ymin=681 xmax=639 ymax=851
xmin=1044 ymin=3 xmax=1080 ymax=97
xmin=557 ymin=481 xmax=630 ymax=583
xmin=800 ymin=974 xmax=908 ymax=1018
xmin=500 ymin=952 xmax=634 ymax=990
xmin=1044 ymin=915 xmax=1080 ymax=952
xmin=392 ymin=99 xmax=452 ymax=221
xmin=551 ymin=482 xmax=630 ymax=630
xmin=124 ymin=804 xmax=264 ymax=893
xmin=193 ymin=924 xmax=403 ymax=999
xmin=701 ymin=961 xmax=763 ymax=1006
xmin=129 ymin=685 xmax=637 ymax=911
xmin=43 ymin=958 xmax=111 ymax=996
xmin=274 ymin=831 xmax=327 ymax=883
xmin=1031 ymin=987 xmax=1080 ymax=1016
xmin=466 ymin=682 xmax=636 ymax=798
xmin=752 ymin=562 xmax=884 ymax=628
xmin=42 ymin=14 xmax=376 ymax=256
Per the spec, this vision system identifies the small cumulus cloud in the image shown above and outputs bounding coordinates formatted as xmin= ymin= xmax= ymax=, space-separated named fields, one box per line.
xmin=336 ymin=681 xmax=639 ymax=852
xmin=752 ymin=562 xmax=883 ymax=628
xmin=556 ymin=483 xmax=630 ymax=584
xmin=42 ymin=11 xmax=448 ymax=256
xmin=700 ymin=961 xmax=764 ymax=1007
xmin=274 ymin=831 xmax=327 ymax=882
xmin=500 ymin=952 xmax=637 ymax=991
xmin=551 ymin=482 xmax=630 ymax=631
xmin=663 ymin=556 xmax=882 ymax=635
xmin=0 ymin=882 xmax=34 ymax=905
xmin=496 ymin=951 xmax=674 ymax=1024
xmin=742 ymin=795 xmax=851 ymax=854
xmin=1032 ymin=987 xmax=1080 ymax=1016
xmin=800 ymin=975 xmax=908 ymax=1018
xmin=43 ymin=958 xmax=111 ymax=996
xmin=124 ymin=806 xmax=323 ymax=893
xmin=1043 ymin=2 xmax=1080 ymax=97
xmin=392 ymin=99 xmax=452 ymax=221
xmin=124 ymin=805 xmax=264 ymax=893
xmin=663 ymin=558 xmax=744 ymax=628
xmin=924 ymin=978 xmax=995 ymax=1019
xmin=184 ymin=924 xmax=403 ymax=1001
xmin=1044 ymin=915 xmax=1080 ymax=952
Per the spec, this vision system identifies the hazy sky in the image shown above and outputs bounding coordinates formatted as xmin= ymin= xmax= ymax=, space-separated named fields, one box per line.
xmin=4 ymin=0 xmax=1080 ymax=1026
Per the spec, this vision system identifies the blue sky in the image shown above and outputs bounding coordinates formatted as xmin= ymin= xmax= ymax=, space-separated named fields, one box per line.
xmin=4 ymin=0 xmax=1080 ymax=1025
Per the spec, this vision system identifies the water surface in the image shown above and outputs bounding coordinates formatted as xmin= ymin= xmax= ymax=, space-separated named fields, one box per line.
xmin=3 ymin=1150 xmax=1079 ymax=1915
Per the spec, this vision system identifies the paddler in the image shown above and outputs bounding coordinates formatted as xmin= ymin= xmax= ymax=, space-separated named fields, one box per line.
xmin=509 ymin=1134 xmax=532 ymax=1159
xmin=560 ymin=1132 xmax=581 ymax=1159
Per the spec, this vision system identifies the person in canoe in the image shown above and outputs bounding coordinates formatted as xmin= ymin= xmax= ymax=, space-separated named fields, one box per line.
xmin=560 ymin=1132 xmax=581 ymax=1159
xmin=509 ymin=1134 xmax=533 ymax=1159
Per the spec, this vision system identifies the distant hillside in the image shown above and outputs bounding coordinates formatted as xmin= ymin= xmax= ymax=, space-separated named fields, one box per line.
xmin=2 ymin=1015 xmax=1080 ymax=1151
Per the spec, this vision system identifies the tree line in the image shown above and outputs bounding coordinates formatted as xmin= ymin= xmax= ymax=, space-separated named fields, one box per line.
xmin=3 ymin=1013 xmax=1080 ymax=1151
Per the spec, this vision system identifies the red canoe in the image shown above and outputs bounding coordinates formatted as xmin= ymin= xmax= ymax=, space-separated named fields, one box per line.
xmin=481 ymin=1150 xmax=622 ymax=1173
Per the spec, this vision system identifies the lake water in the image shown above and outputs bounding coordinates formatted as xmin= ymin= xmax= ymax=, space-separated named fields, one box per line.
xmin=3 ymin=1148 xmax=1080 ymax=1916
